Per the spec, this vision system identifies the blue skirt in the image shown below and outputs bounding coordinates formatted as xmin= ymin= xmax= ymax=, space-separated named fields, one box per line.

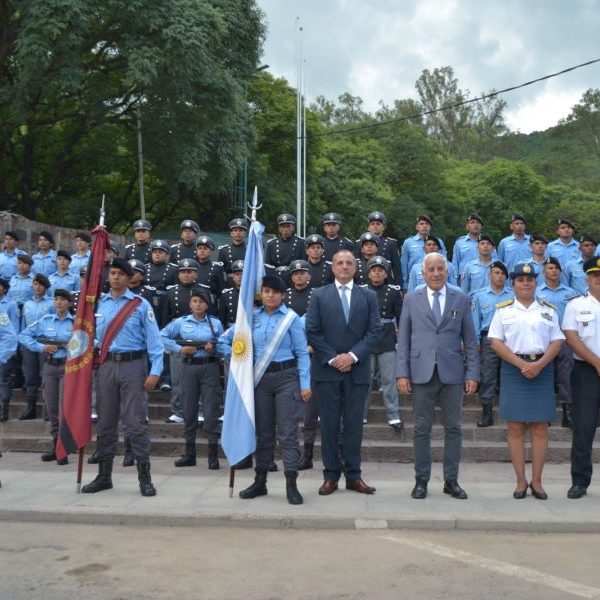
xmin=499 ymin=360 xmax=556 ymax=423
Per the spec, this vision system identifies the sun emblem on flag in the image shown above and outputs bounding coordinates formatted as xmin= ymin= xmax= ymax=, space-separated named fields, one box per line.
xmin=232 ymin=333 xmax=251 ymax=361
xmin=67 ymin=330 xmax=89 ymax=360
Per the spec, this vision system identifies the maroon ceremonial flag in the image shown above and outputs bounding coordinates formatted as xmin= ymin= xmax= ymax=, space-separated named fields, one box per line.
xmin=56 ymin=225 xmax=110 ymax=460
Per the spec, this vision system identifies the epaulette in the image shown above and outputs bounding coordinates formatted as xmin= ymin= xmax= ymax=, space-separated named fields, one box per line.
xmin=166 ymin=284 xmax=178 ymax=290
xmin=385 ymin=236 xmax=398 ymax=243
xmin=539 ymin=298 xmax=557 ymax=311
xmin=496 ymin=299 xmax=514 ymax=309
xmin=167 ymin=262 xmax=178 ymax=267
xmin=565 ymin=294 xmax=582 ymax=302
xmin=325 ymin=260 xmax=332 ymax=265
xmin=145 ymin=285 xmax=157 ymax=291
xmin=266 ymin=238 xmax=277 ymax=244
xmin=359 ymin=284 xmax=368 ymax=288
xmin=125 ymin=243 xmax=135 ymax=249
xmin=222 ymin=287 xmax=233 ymax=293
xmin=389 ymin=284 xmax=401 ymax=290
xmin=217 ymin=244 xmax=228 ymax=250
xmin=343 ymin=237 xmax=353 ymax=244
xmin=213 ymin=261 xmax=224 ymax=267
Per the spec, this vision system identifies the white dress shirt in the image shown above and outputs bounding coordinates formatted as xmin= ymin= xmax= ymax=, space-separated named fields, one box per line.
xmin=427 ymin=285 xmax=447 ymax=315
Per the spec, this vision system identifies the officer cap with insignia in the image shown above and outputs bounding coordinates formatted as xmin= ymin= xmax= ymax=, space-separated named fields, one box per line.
xmin=478 ymin=233 xmax=495 ymax=246
xmin=543 ymin=256 xmax=562 ymax=271
xmin=277 ymin=213 xmax=296 ymax=225
xmin=149 ymin=239 xmax=170 ymax=253
xmin=305 ymin=233 xmax=325 ymax=248
xmin=190 ymin=286 xmax=211 ymax=304
xmin=367 ymin=211 xmax=387 ymax=225
xmin=180 ymin=219 xmax=200 ymax=233
xmin=17 ymin=253 xmax=33 ymax=265
xmin=228 ymin=218 xmax=248 ymax=231
xmin=510 ymin=262 xmax=536 ymax=280
xmin=583 ymin=258 xmax=600 ymax=274
xmin=510 ymin=213 xmax=528 ymax=225
xmin=261 ymin=275 xmax=287 ymax=293
xmin=128 ymin=259 xmax=147 ymax=275
xmin=367 ymin=256 xmax=390 ymax=271
xmin=580 ymin=234 xmax=597 ymax=246
xmin=359 ymin=232 xmax=380 ymax=246
xmin=416 ymin=214 xmax=433 ymax=225
xmin=290 ymin=260 xmax=310 ymax=273
xmin=467 ymin=212 xmax=484 ymax=224
xmin=424 ymin=234 xmax=441 ymax=248
xmin=56 ymin=250 xmax=72 ymax=261
xmin=0 ymin=277 xmax=9 ymax=291
xmin=530 ymin=232 xmax=548 ymax=244
xmin=195 ymin=235 xmax=215 ymax=250
xmin=558 ymin=217 xmax=575 ymax=229
xmin=53 ymin=288 xmax=73 ymax=301
xmin=132 ymin=219 xmax=152 ymax=231
xmin=489 ymin=260 xmax=508 ymax=277
xmin=231 ymin=259 xmax=244 ymax=272
xmin=110 ymin=257 xmax=134 ymax=276
xmin=178 ymin=258 xmax=200 ymax=271
xmin=322 ymin=212 xmax=342 ymax=224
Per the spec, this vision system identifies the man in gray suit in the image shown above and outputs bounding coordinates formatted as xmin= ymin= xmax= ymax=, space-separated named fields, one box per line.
xmin=396 ymin=252 xmax=479 ymax=499
xmin=306 ymin=249 xmax=381 ymax=495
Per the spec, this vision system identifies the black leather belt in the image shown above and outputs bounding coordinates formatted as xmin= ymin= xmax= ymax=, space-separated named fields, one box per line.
xmin=265 ymin=359 xmax=296 ymax=373
xmin=46 ymin=357 xmax=66 ymax=366
xmin=106 ymin=351 xmax=145 ymax=362
xmin=516 ymin=353 xmax=544 ymax=361
xmin=182 ymin=356 xmax=218 ymax=365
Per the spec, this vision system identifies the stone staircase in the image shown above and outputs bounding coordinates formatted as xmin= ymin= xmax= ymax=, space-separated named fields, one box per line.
xmin=1 ymin=389 xmax=597 ymax=463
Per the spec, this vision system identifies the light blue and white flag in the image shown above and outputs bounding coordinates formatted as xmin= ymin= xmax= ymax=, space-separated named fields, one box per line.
xmin=221 ymin=216 xmax=264 ymax=466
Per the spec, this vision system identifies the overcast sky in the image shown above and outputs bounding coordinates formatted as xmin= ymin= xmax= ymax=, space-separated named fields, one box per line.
xmin=256 ymin=0 xmax=600 ymax=133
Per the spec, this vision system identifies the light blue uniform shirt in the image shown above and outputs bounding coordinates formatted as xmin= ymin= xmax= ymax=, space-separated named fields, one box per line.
xmin=0 ymin=295 xmax=20 ymax=333
xmin=546 ymin=238 xmax=580 ymax=284
xmin=401 ymin=234 xmax=447 ymax=288
xmin=220 ymin=304 xmax=311 ymax=389
xmin=19 ymin=312 xmax=74 ymax=359
xmin=408 ymin=260 xmax=456 ymax=292
xmin=70 ymin=250 xmax=91 ymax=275
xmin=49 ymin=270 xmax=81 ymax=295
xmin=535 ymin=281 xmax=577 ymax=322
xmin=0 ymin=248 xmax=27 ymax=279
xmin=470 ymin=285 xmax=515 ymax=341
xmin=95 ymin=289 xmax=164 ymax=376
xmin=564 ymin=256 xmax=587 ymax=295
xmin=460 ymin=258 xmax=493 ymax=297
xmin=161 ymin=313 xmax=226 ymax=358
xmin=452 ymin=236 xmax=498 ymax=281
xmin=21 ymin=295 xmax=54 ymax=330
xmin=8 ymin=273 xmax=35 ymax=306
xmin=0 ymin=320 xmax=18 ymax=364
xmin=32 ymin=249 xmax=57 ymax=276
xmin=497 ymin=234 xmax=532 ymax=273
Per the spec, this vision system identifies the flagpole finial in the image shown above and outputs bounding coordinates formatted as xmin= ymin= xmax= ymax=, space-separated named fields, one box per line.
xmin=248 ymin=186 xmax=262 ymax=222
xmin=99 ymin=195 xmax=106 ymax=228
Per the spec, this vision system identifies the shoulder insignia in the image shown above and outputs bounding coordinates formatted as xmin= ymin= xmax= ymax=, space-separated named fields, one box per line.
xmin=125 ymin=243 xmax=135 ymax=248
xmin=540 ymin=299 xmax=558 ymax=311
xmin=213 ymin=261 xmax=224 ymax=267
xmin=325 ymin=260 xmax=332 ymax=265
xmin=389 ymin=284 xmax=401 ymax=290
xmin=217 ymin=244 xmax=228 ymax=250
xmin=386 ymin=237 xmax=398 ymax=243
xmin=566 ymin=294 xmax=581 ymax=302
xmin=166 ymin=284 xmax=178 ymax=290
xmin=359 ymin=284 xmax=368 ymax=288
xmin=496 ymin=299 xmax=514 ymax=309
xmin=145 ymin=285 xmax=157 ymax=291
xmin=222 ymin=287 xmax=233 ymax=293
xmin=266 ymin=238 xmax=276 ymax=244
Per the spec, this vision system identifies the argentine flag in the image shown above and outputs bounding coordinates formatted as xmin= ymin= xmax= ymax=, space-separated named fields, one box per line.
xmin=221 ymin=217 xmax=264 ymax=465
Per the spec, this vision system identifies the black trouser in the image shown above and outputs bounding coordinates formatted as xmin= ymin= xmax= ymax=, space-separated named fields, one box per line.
xmin=570 ymin=360 xmax=600 ymax=488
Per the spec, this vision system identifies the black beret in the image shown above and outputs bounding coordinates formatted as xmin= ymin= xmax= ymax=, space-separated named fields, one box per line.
xmin=558 ymin=217 xmax=575 ymax=229
xmin=56 ymin=250 xmax=72 ymax=261
xmin=4 ymin=231 xmax=19 ymax=241
xmin=33 ymin=273 xmax=51 ymax=288
xmin=543 ymin=256 xmax=562 ymax=271
xmin=261 ymin=275 xmax=287 ymax=293
xmin=17 ymin=254 xmax=33 ymax=265
xmin=489 ymin=260 xmax=508 ymax=277
xmin=467 ymin=212 xmax=483 ymax=224
xmin=190 ymin=286 xmax=211 ymax=304
xmin=580 ymin=234 xmax=597 ymax=245
xmin=416 ymin=215 xmax=432 ymax=225
xmin=110 ymin=257 xmax=134 ymax=276
xmin=75 ymin=231 xmax=92 ymax=244
xmin=38 ymin=230 xmax=54 ymax=245
xmin=530 ymin=232 xmax=548 ymax=244
xmin=53 ymin=288 xmax=73 ymax=301
xmin=424 ymin=234 xmax=441 ymax=247
xmin=478 ymin=234 xmax=495 ymax=246
xmin=511 ymin=214 xmax=527 ymax=224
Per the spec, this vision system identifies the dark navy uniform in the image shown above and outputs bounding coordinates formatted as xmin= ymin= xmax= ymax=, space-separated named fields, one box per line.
xmin=145 ymin=262 xmax=179 ymax=291
xmin=170 ymin=219 xmax=200 ymax=263
xmin=307 ymin=259 xmax=333 ymax=288
xmin=265 ymin=214 xmax=306 ymax=267
xmin=283 ymin=285 xmax=313 ymax=317
xmin=124 ymin=219 xmax=152 ymax=264
xmin=321 ymin=212 xmax=354 ymax=261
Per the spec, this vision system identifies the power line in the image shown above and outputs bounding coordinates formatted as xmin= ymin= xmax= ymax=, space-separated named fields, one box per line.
xmin=212 ymin=57 xmax=600 ymax=144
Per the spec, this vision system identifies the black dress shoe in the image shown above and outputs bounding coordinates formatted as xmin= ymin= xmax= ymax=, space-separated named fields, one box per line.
xmin=567 ymin=485 xmax=587 ymax=499
xmin=411 ymin=480 xmax=428 ymax=499
xmin=529 ymin=484 xmax=548 ymax=500
xmin=513 ymin=486 xmax=528 ymax=499
xmin=443 ymin=480 xmax=468 ymax=499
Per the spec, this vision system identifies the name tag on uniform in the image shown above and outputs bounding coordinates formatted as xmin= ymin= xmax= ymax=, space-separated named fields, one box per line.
xmin=541 ymin=312 xmax=553 ymax=322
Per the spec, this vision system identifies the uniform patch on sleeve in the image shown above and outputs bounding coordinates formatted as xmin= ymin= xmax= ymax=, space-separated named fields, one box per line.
xmin=147 ymin=309 xmax=155 ymax=321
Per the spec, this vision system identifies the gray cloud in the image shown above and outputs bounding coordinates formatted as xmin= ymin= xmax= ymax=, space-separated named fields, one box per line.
xmin=258 ymin=0 xmax=600 ymax=131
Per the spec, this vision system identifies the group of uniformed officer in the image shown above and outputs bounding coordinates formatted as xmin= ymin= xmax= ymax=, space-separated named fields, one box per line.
xmin=3 ymin=209 xmax=600 ymax=501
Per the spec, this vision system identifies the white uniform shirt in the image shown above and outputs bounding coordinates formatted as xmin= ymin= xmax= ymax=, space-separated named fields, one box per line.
xmin=488 ymin=298 xmax=564 ymax=354
xmin=562 ymin=294 xmax=600 ymax=360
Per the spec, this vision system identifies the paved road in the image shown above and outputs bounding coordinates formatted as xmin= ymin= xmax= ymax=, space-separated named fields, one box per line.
xmin=1 ymin=522 xmax=599 ymax=600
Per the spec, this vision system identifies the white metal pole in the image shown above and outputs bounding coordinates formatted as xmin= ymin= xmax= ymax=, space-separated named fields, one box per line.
xmin=295 ymin=19 xmax=302 ymax=228
xmin=302 ymin=61 xmax=307 ymax=238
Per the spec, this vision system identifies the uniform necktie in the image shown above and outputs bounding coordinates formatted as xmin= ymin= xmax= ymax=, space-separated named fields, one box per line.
xmin=340 ymin=285 xmax=350 ymax=323
xmin=432 ymin=291 xmax=442 ymax=324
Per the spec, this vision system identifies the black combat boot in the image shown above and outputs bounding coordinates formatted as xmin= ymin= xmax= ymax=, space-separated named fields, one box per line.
xmin=562 ymin=404 xmax=573 ymax=429
xmin=207 ymin=443 xmax=220 ymax=470
xmin=233 ymin=454 xmax=253 ymax=470
xmin=41 ymin=437 xmax=57 ymax=462
xmin=285 ymin=470 xmax=303 ymax=505
xmin=268 ymin=460 xmax=278 ymax=472
xmin=137 ymin=461 xmax=156 ymax=497
xmin=174 ymin=441 xmax=196 ymax=467
xmin=298 ymin=442 xmax=314 ymax=471
xmin=81 ymin=459 xmax=113 ymax=493
xmin=87 ymin=445 xmax=99 ymax=464
xmin=122 ymin=437 xmax=134 ymax=467
xmin=239 ymin=468 xmax=268 ymax=499
xmin=477 ymin=405 xmax=493 ymax=428
xmin=18 ymin=390 xmax=37 ymax=420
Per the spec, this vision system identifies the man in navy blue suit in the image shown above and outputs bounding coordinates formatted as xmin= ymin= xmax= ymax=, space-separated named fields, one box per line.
xmin=306 ymin=249 xmax=382 ymax=495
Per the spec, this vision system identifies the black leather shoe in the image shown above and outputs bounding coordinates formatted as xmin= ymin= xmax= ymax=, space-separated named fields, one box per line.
xmin=443 ymin=480 xmax=468 ymax=499
xmin=411 ymin=479 xmax=428 ymax=499
xmin=561 ymin=404 xmax=573 ymax=429
xmin=567 ymin=485 xmax=587 ymax=499
xmin=529 ymin=484 xmax=548 ymax=500
xmin=513 ymin=485 xmax=528 ymax=499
